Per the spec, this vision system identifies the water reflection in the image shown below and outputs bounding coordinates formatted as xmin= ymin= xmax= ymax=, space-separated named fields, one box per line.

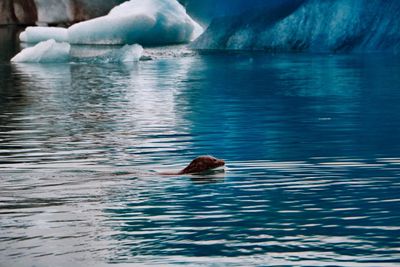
xmin=178 ymin=54 xmax=400 ymax=161
xmin=103 ymin=158 xmax=400 ymax=265
xmin=2 ymin=57 xmax=199 ymax=170
xmin=1 ymin=51 xmax=400 ymax=266
xmin=0 ymin=27 xmax=22 ymax=62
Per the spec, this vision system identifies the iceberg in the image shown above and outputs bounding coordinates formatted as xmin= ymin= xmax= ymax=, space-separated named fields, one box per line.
xmin=178 ymin=0 xmax=293 ymax=26
xmin=20 ymin=27 xmax=68 ymax=43
xmin=192 ymin=0 xmax=400 ymax=53
xmin=11 ymin=39 xmax=143 ymax=63
xmin=19 ymin=0 xmax=203 ymax=46
xmin=11 ymin=39 xmax=70 ymax=63
xmin=68 ymin=0 xmax=202 ymax=45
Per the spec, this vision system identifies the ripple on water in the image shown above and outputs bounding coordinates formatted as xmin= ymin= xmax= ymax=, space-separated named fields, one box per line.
xmin=1 ymin=51 xmax=400 ymax=266
xmin=1 ymin=156 xmax=399 ymax=265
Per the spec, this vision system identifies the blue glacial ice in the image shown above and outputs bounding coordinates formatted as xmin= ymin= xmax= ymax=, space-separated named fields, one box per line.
xmin=20 ymin=0 xmax=203 ymax=45
xmin=192 ymin=0 xmax=400 ymax=53
xmin=179 ymin=0 xmax=296 ymax=26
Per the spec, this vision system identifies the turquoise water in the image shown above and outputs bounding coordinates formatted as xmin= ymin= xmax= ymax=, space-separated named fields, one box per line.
xmin=1 ymin=29 xmax=400 ymax=266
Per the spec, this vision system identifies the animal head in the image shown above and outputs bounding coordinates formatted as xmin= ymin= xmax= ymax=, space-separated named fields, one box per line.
xmin=181 ymin=155 xmax=225 ymax=174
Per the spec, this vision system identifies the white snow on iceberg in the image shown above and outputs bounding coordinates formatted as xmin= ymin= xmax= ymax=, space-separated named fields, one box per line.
xmin=11 ymin=39 xmax=70 ymax=63
xmin=19 ymin=0 xmax=203 ymax=46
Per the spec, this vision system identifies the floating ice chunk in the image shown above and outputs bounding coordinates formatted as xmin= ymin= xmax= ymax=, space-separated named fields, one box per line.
xmin=11 ymin=39 xmax=70 ymax=63
xmin=74 ymin=44 xmax=144 ymax=63
xmin=68 ymin=0 xmax=203 ymax=45
xmin=20 ymin=27 xmax=68 ymax=43
xmin=117 ymin=44 xmax=144 ymax=62
xmin=11 ymin=40 xmax=143 ymax=64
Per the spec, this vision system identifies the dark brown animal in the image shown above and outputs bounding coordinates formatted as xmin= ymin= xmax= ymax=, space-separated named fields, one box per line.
xmin=160 ymin=155 xmax=225 ymax=175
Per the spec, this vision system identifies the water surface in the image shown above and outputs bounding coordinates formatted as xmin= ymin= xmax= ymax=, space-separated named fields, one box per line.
xmin=1 ymin=28 xmax=400 ymax=266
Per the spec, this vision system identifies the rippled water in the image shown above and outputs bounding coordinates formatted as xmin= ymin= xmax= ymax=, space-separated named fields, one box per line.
xmin=1 ymin=28 xmax=400 ymax=266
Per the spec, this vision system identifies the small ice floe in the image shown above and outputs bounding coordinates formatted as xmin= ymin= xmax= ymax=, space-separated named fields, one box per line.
xmin=114 ymin=44 xmax=144 ymax=63
xmin=11 ymin=39 xmax=70 ymax=63
xmin=11 ymin=39 xmax=144 ymax=64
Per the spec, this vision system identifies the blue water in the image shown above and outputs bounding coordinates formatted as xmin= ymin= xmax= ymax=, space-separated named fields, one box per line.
xmin=1 ymin=30 xmax=400 ymax=266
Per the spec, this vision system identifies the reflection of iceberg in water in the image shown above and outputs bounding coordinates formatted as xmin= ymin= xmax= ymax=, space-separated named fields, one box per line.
xmin=174 ymin=54 xmax=374 ymax=160
xmin=10 ymin=51 xmax=197 ymax=168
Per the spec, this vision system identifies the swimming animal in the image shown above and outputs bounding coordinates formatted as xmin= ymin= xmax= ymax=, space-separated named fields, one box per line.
xmin=160 ymin=155 xmax=225 ymax=175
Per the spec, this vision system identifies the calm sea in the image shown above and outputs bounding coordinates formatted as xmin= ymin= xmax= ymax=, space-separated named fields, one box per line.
xmin=1 ymin=27 xmax=400 ymax=266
